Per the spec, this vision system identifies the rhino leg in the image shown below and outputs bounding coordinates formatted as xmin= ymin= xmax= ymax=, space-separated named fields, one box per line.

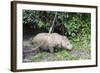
xmin=49 ymin=47 xmax=54 ymax=53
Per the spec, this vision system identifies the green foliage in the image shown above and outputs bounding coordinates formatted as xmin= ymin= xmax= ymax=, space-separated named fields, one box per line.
xmin=23 ymin=10 xmax=91 ymax=47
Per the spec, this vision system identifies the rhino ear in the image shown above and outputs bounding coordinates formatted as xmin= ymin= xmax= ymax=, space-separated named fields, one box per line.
xmin=63 ymin=36 xmax=69 ymax=41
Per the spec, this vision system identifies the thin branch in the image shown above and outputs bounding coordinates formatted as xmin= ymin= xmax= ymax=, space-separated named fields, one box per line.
xmin=49 ymin=12 xmax=57 ymax=33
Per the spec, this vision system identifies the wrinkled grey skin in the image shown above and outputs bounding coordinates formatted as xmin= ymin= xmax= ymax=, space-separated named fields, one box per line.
xmin=31 ymin=33 xmax=73 ymax=53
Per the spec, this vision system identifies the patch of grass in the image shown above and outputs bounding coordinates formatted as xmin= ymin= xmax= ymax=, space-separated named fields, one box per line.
xmin=54 ymin=50 xmax=80 ymax=60
xmin=31 ymin=49 xmax=80 ymax=62
xmin=31 ymin=52 xmax=49 ymax=62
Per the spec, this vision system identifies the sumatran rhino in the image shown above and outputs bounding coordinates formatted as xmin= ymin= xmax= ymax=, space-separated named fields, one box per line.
xmin=31 ymin=33 xmax=72 ymax=53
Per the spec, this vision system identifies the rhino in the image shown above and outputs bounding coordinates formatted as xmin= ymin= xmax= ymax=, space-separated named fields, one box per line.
xmin=31 ymin=33 xmax=72 ymax=53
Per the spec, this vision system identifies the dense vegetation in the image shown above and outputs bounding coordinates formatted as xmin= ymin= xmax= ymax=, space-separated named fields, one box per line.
xmin=23 ymin=10 xmax=91 ymax=62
